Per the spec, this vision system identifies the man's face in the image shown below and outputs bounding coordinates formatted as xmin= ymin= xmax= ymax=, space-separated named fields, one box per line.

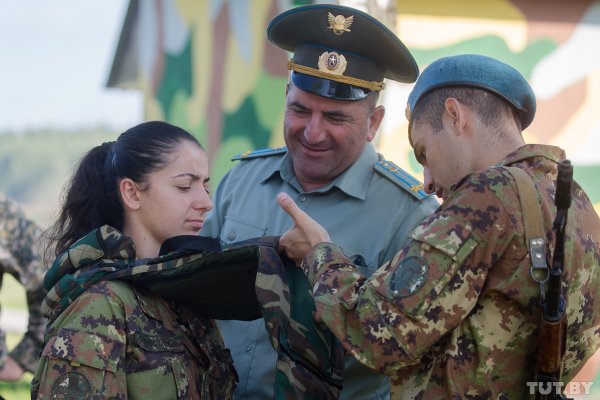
xmin=283 ymin=85 xmax=383 ymax=191
xmin=411 ymin=119 xmax=467 ymax=201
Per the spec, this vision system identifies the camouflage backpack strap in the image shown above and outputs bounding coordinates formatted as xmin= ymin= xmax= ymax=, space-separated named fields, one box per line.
xmin=503 ymin=167 xmax=549 ymax=299
xmin=255 ymin=238 xmax=344 ymax=399
xmin=373 ymin=159 xmax=429 ymax=200
xmin=231 ymin=146 xmax=287 ymax=161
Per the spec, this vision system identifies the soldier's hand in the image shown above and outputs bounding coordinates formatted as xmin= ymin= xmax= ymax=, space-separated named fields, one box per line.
xmin=277 ymin=192 xmax=331 ymax=265
xmin=0 ymin=355 xmax=25 ymax=382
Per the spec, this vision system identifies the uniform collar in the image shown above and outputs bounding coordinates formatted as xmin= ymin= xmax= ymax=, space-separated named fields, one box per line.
xmin=261 ymin=143 xmax=378 ymax=200
xmin=499 ymin=144 xmax=565 ymax=166
xmin=448 ymin=144 xmax=566 ymax=195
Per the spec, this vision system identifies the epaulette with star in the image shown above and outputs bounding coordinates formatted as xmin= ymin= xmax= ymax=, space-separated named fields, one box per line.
xmin=373 ymin=160 xmax=429 ymax=200
xmin=231 ymin=146 xmax=288 ymax=161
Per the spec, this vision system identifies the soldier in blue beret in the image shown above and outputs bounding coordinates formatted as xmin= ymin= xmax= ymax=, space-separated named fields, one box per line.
xmin=201 ymin=3 xmax=438 ymax=399
xmin=277 ymin=54 xmax=600 ymax=398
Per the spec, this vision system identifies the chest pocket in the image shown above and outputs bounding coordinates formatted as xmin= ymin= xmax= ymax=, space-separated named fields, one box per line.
xmin=126 ymin=289 xmax=191 ymax=399
xmin=374 ymin=217 xmax=480 ymax=318
xmin=127 ymin=333 xmax=189 ymax=400
xmin=221 ymin=214 xmax=266 ymax=244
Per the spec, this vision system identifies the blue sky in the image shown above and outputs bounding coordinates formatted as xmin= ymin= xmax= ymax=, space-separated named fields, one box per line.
xmin=0 ymin=0 xmax=143 ymax=132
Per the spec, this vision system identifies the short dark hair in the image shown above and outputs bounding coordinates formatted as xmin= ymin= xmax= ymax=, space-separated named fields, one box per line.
xmin=412 ymin=87 xmax=520 ymax=134
xmin=47 ymin=121 xmax=203 ymax=257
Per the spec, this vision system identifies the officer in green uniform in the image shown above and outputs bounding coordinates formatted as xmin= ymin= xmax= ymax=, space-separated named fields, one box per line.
xmin=201 ymin=4 xmax=438 ymax=399
xmin=277 ymin=54 xmax=600 ymax=398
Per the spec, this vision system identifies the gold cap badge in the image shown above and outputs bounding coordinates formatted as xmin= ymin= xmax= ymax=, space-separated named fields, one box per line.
xmin=318 ymin=51 xmax=347 ymax=75
xmin=327 ymin=13 xmax=354 ymax=35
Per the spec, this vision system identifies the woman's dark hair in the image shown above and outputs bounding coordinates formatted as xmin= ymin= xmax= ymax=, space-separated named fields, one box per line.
xmin=46 ymin=121 xmax=202 ymax=257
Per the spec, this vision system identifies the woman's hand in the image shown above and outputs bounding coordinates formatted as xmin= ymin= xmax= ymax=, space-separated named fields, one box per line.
xmin=277 ymin=192 xmax=331 ymax=265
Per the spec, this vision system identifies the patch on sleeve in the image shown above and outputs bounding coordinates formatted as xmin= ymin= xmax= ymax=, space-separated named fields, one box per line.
xmin=52 ymin=372 xmax=91 ymax=399
xmin=389 ymin=256 xmax=428 ymax=298
xmin=231 ymin=146 xmax=288 ymax=161
xmin=373 ymin=160 xmax=429 ymax=200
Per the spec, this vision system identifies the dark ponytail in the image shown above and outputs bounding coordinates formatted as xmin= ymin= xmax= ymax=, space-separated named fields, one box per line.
xmin=46 ymin=121 xmax=202 ymax=257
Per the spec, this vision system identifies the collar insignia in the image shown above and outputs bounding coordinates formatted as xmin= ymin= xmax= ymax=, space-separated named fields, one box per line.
xmin=327 ymin=13 xmax=354 ymax=35
xmin=318 ymin=51 xmax=347 ymax=75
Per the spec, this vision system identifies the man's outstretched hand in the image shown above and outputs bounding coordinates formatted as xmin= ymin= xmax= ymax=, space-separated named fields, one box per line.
xmin=277 ymin=192 xmax=331 ymax=265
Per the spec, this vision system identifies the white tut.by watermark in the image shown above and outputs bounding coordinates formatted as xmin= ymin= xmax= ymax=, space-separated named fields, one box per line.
xmin=527 ymin=381 xmax=595 ymax=395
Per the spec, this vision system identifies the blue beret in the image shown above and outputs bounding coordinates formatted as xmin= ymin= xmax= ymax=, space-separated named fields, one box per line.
xmin=267 ymin=4 xmax=418 ymax=101
xmin=407 ymin=54 xmax=536 ymax=129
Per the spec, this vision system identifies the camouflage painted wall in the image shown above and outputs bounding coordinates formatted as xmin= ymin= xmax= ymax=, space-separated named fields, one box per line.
xmin=108 ymin=0 xmax=600 ymax=212
xmin=108 ymin=0 xmax=294 ymax=185
xmin=382 ymin=0 xmax=600 ymax=213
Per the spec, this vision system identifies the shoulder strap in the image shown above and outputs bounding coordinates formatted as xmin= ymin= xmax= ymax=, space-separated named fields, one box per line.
xmin=504 ymin=167 xmax=545 ymax=242
xmin=373 ymin=160 xmax=429 ymax=200
xmin=503 ymin=167 xmax=550 ymax=290
xmin=231 ymin=146 xmax=287 ymax=161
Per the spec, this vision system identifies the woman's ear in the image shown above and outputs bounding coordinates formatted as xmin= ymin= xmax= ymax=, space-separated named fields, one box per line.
xmin=119 ymin=178 xmax=141 ymax=211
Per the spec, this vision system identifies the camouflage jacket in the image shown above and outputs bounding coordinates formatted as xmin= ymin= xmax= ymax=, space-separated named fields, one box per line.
xmin=0 ymin=193 xmax=46 ymax=373
xmin=31 ymin=226 xmax=237 ymax=399
xmin=302 ymin=144 xmax=600 ymax=398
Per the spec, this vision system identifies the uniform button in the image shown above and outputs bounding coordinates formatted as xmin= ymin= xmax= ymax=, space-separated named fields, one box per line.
xmin=299 ymin=195 xmax=307 ymax=202
xmin=244 ymin=344 xmax=252 ymax=352
xmin=227 ymin=232 xmax=236 ymax=241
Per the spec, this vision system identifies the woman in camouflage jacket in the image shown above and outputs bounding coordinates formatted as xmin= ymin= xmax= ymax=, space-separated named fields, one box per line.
xmin=31 ymin=121 xmax=237 ymax=399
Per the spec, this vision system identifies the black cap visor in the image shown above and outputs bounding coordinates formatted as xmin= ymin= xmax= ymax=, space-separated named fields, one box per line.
xmin=291 ymin=71 xmax=371 ymax=101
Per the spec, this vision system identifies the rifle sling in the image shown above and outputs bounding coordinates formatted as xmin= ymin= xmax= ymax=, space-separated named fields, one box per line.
xmin=503 ymin=167 xmax=550 ymax=298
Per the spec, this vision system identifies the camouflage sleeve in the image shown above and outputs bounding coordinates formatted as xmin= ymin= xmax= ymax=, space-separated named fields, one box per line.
xmin=0 ymin=195 xmax=47 ymax=372
xmin=302 ymin=177 xmax=517 ymax=375
xmin=31 ymin=287 xmax=127 ymax=399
